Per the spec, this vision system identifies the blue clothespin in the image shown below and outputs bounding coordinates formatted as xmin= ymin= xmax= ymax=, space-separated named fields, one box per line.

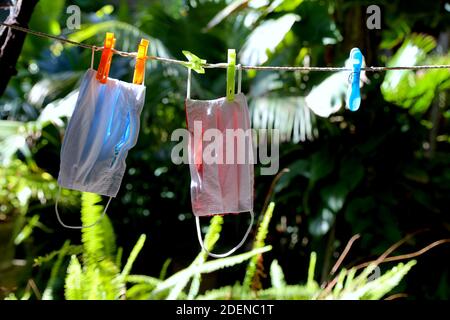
xmin=346 ymin=48 xmax=364 ymax=112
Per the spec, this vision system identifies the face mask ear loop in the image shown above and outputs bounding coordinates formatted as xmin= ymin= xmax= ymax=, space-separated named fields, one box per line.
xmin=195 ymin=210 xmax=254 ymax=258
xmin=55 ymin=187 xmax=112 ymax=229
xmin=90 ymin=46 xmax=96 ymax=70
xmin=237 ymin=64 xmax=242 ymax=94
xmin=186 ymin=67 xmax=192 ymax=100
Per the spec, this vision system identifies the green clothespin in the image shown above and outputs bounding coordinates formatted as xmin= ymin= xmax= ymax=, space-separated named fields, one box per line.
xmin=182 ymin=50 xmax=206 ymax=74
xmin=226 ymin=49 xmax=236 ymax=101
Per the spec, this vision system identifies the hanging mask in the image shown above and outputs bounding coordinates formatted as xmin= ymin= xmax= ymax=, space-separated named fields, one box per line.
xmin=55 ymin=36 xmax=147 ymax=229
xmin=185 ymin=55 xmax=255 ymax=258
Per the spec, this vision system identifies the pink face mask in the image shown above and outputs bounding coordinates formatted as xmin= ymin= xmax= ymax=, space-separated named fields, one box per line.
xmin=185 ymin=68 xmax=254 ymax=258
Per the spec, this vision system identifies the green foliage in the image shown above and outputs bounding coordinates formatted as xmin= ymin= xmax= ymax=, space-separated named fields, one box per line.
xmin=0 ymin=159 xmax=66 ymax=215
xmin=269 ymin=260 xmax=286 ymax=289
xmin=120 ymin=234 xmax=146 ymax=278
xmin=307 ymin=252 xmax=318 ymax=291
xmin=198 ymin=252 xmax=415 ymax=300
xmin=323 ymin=260 xmax=417 ymax=300
xmin=150 ymin=224 xmax=270 ymax=299
xmin=42 ymin=240 xmax=71 ymax=300
xmin=0 ymin=159 xmax=78 ymax=250
xmin=34 ymin=245 xmax=83 ymax=267
xmin=381 ymin=34 xmax=450 ymax=114
xmin=64 ymin=255 xmax=83 ymax=300
xmin=243 ymin=202 xmax=275 ymax=290
xmin=1 ymin=0 xmax=448 ymax=301
xmin=60 ymin=193 xmax=273 ymax=300
xmin=81 ymin=193 xmax=117 ymax=264
xmin=63 ymin=193 xmax=147 ymax=300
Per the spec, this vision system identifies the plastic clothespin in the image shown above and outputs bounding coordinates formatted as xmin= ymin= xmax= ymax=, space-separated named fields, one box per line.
xmin=346 ymin=47 xmax=364 ymax=112
xmin=96 ymin=32 xmax=116 ymax=84
xmin=133 ymin=39 xmax=150 ymax=85
xmin=226 ymin=49 xmax=236 ymax=101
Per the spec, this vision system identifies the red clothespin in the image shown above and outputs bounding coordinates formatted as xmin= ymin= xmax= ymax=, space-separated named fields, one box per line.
xmin=96 ymin=32 xmax=116 ymax=84
xmin=133 ymin=38 xmax=150 ymax=85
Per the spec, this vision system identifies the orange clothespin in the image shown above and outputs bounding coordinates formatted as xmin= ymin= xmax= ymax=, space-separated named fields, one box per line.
xmin=133 ymin=39 xmax=150 ymax=85
xmin=96 ymin=32 xmax=116 ymax=84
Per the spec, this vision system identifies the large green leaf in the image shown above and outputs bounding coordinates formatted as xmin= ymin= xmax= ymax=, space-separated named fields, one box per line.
xmin=250 ymin=96 xmax=317 ymax=143
xmin=381 ymin=34 xmax=450 ymax=113
xmin=240 ymin=14 xmax=300 ymax=66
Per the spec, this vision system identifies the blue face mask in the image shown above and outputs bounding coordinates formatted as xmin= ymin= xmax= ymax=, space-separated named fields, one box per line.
xmin=55 ymin=68 xmax=145 ymax=229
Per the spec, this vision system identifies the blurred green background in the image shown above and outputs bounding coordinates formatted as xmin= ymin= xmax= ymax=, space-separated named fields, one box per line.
xmin=0 ymin=0 xmax=449 ymax=300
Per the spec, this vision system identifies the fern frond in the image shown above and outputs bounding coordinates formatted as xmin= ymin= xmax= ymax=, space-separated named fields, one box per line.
xmin=86 ymin=267 xmax=102 ymax=300
xmin=269 ymin=260 xmax=286 ymax=289
xmin=64 ymin=255 xmax=83 ymax=300
xmin=120 ymin=234 xmax=146 ymax=278
xmin=81 ymin=192 xmax=116 ymax=265
xmin=361 ymin=260 xmax=416 ymax=300
xmin=98 ymin=260 xmax=125 ymax=300
xmin=243 ymin=202 xmax=275 ymax=290
xmin=34 ymin=244 xmax=82 ymax=267
xmin=258 ymin=285 xmax=317 ymax=300
xmin=115 ymin=247 xmax=123 ymax=270
xmin=159 ymin=258 xmax=172 ymax=280
xmin=196 ymin=284 xmax=243 ymax=300
xmin=153 ymin=246 xmax=272 ymax=298
xmin=332 ymin=269 xmax=347 ymax=297
xmin=126 ymin=283 xmax=156 ymax=300
xmin=307 ymin=251 xmax=319 ymax=291
xmin=42 ymin=240 xmax=71 ymax=300
xmin=63 ymin=193 xmax=124 ymax=300
xmin=187 ymin=215 xmax=224 ymax=299
xmin=322 ymin=260 xmax=417 ymax=300
xmin=126 ymin=275 xmax=161 ymax=287
xmin=340 ymin=260 xmax=417 ymax=300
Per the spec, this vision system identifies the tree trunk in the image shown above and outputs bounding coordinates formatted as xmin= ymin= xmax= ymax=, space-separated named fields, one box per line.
xmin=0 ymin=0 xmax=39 ymax=97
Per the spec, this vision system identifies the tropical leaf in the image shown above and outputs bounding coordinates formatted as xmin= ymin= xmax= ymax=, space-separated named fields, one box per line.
xmin=250 ymin=96 xmax=317 ymax=143
xmin=67 ymin=20 xmax=173 ymax=69
xmin=380 ymin=34 xmax=450 ymax=113
xmin=204 ymin=0 xmax=250 ymax=30
xmin=27 ymin=71 xmax=82 ymax=108
xmin=240 ymin=14 xmax=300 ymax=66
xmin=37 ymin=90 xmax=80 ymax=128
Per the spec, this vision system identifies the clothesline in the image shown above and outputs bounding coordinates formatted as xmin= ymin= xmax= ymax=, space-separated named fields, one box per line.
xmin=2 ymin=22 xmax=450 ymax=72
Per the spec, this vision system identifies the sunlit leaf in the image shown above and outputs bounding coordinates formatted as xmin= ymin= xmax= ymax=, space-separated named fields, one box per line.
xmin=240 ymin=14 xmax=300 ymax=66
xmin=37 ymin=90 xmax=79 ymax=128
xmin=27 ymin=72 xmax=81 ymax=108
xmin=250 ymin=96 xmax=317 ymax=143
xmin=380 ymin=34 xmax=450 ymax=113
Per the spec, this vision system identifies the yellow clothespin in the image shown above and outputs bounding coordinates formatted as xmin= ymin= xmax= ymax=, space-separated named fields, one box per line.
xmin=133 ymin=39 xmax=150 ymax=85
